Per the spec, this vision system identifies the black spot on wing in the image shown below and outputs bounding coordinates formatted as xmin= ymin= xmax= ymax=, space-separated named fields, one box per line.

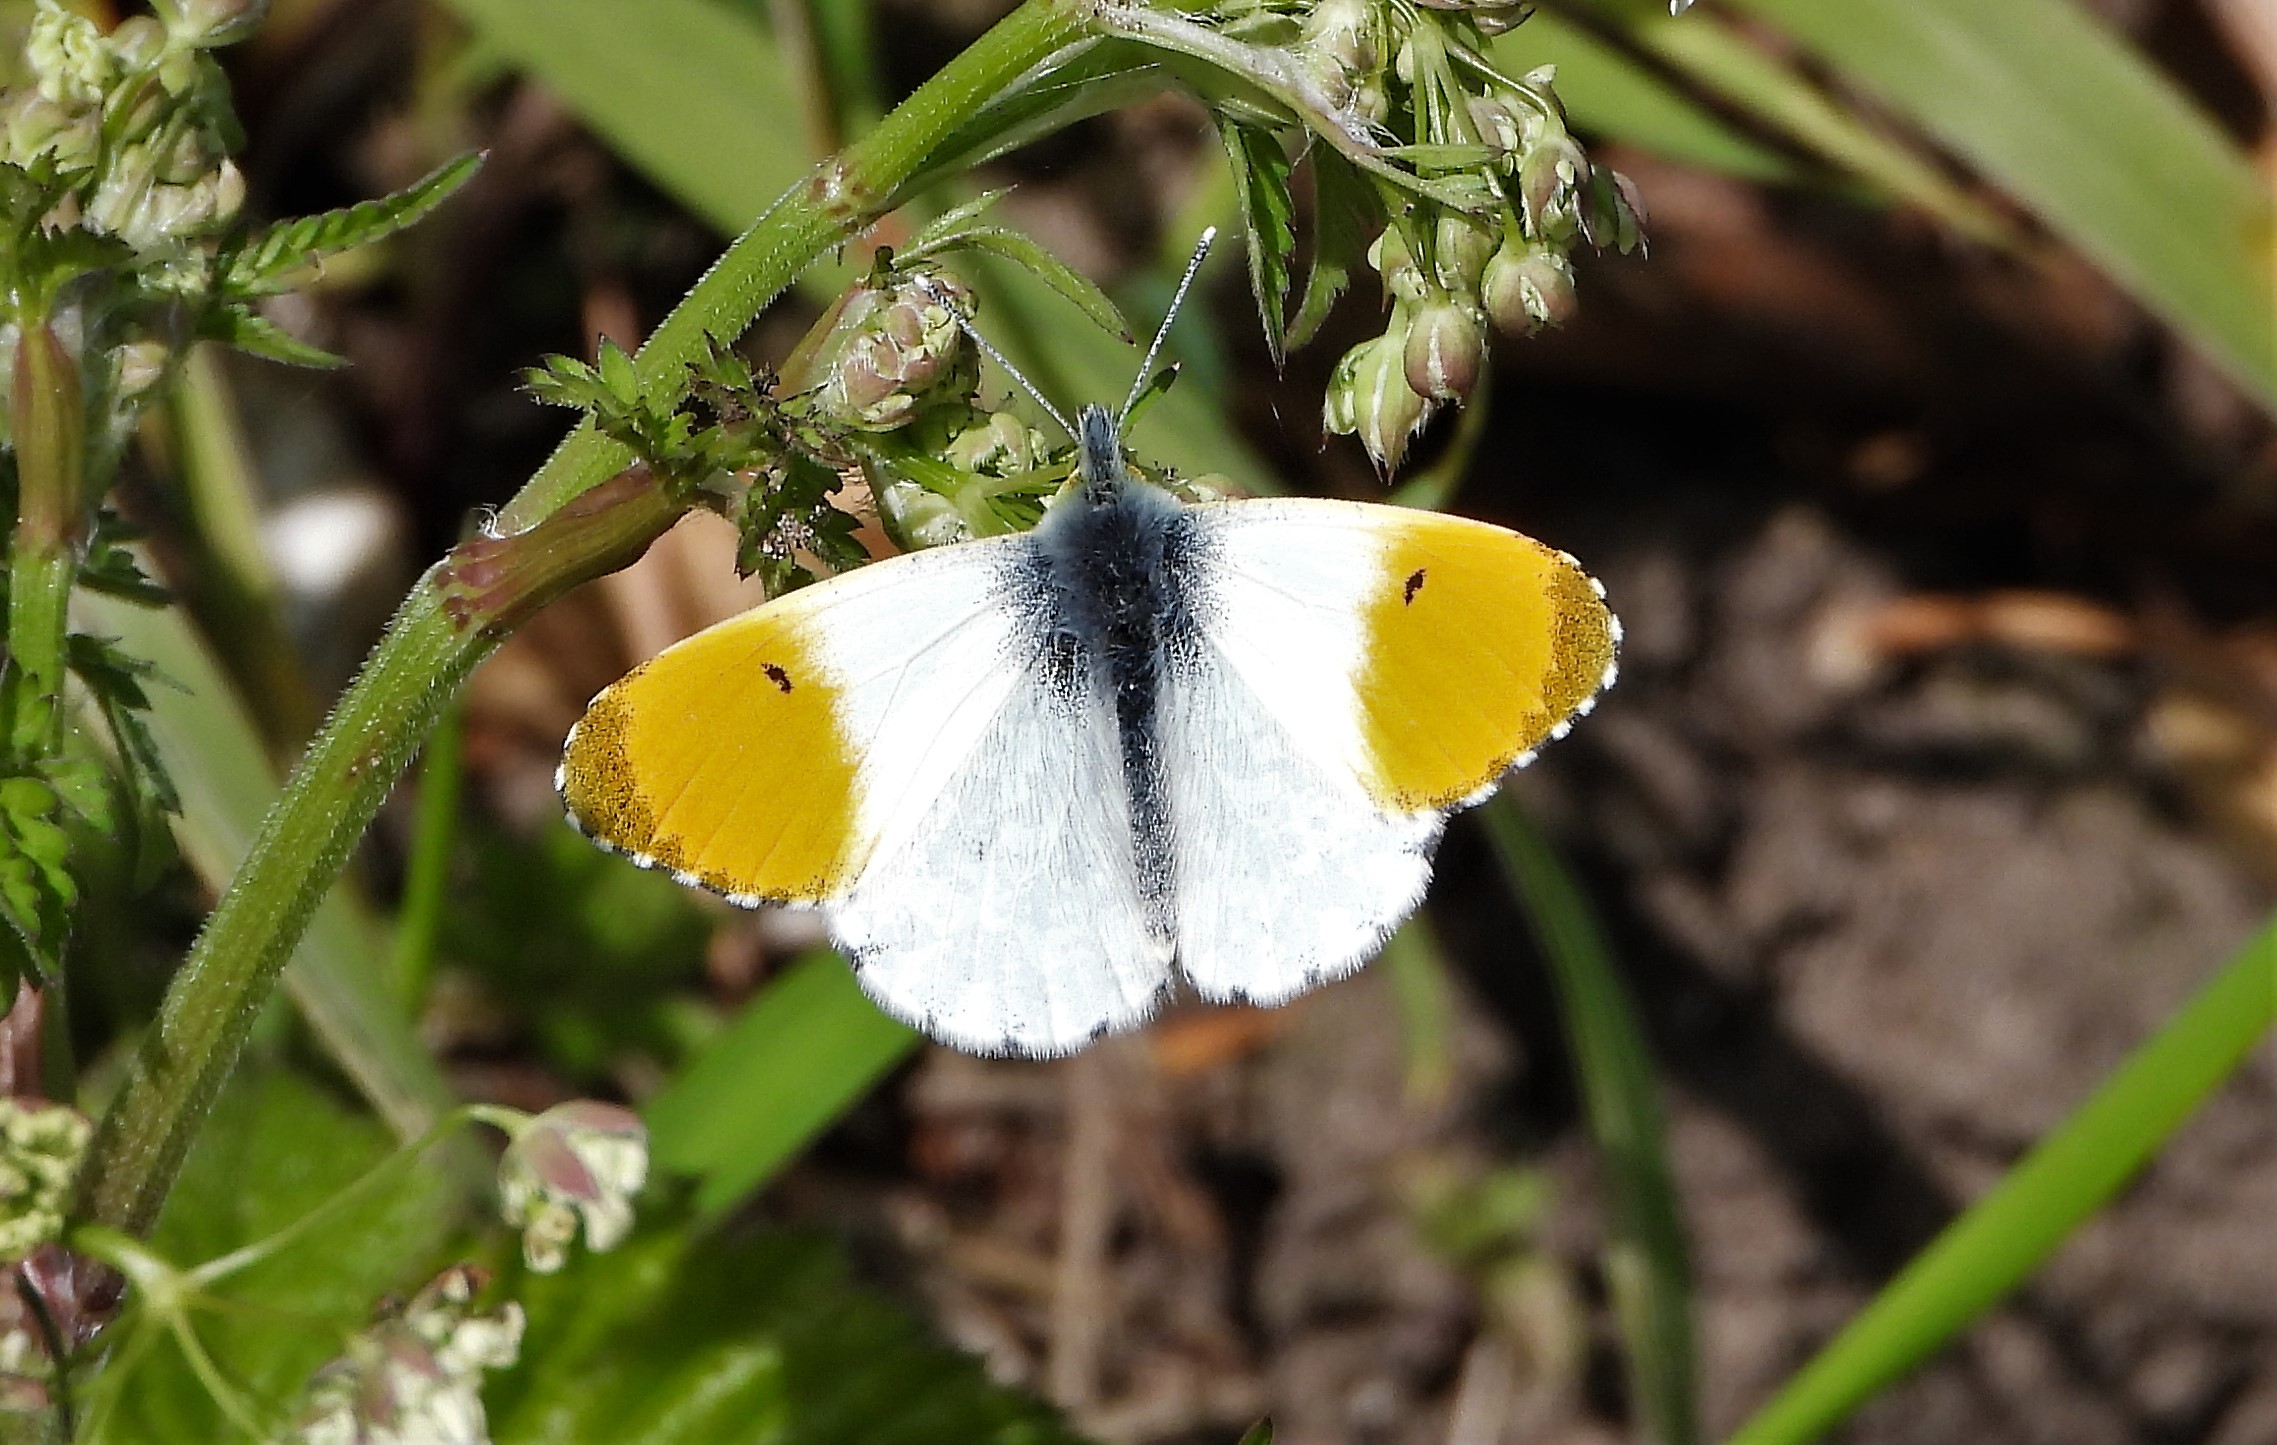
xmin=761 ymin=661 xmax=793 ymax=693
xmin=1403 ymin=567 xmax=1427 ymax=604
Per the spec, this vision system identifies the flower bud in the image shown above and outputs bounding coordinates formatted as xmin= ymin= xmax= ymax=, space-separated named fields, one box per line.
xmin=1467 ymin=95 xmax=1524 ymax=157
xmin=1300 ymin=0 xmax=1379 ymax=79
xmin=1579 ymin=168 xmax=1648 ymax=254
xmin=1482 ymin=243 xmax=1577 ymax=334
xmin=1367 ymin=225 xmax=1428 ymax=304
xmin=156 ymin=0 xmax=271 ymax=48
xmin=113 ymin=339 xmax=170 ymax=399
xmin=945 ymin=408 xmax=1046 ymax=475
xmin=1327 ymin=327 xmax=1433 ymax=472
xmin=1518 ymin=136 xmax=1587 ymax=237
xmin=106 ymin=17 xmax=169 ymax=71
xmin=873 ymin=472 xmax=969 ymax=551
xmin=497 ymin=1101 xmax=648 ymax=1274
xmin=1433 ymin=212 xmax=1497 ymax=292
xmin=290 ymin=1266 xmax=522 ymax=1445
xmin=1403 ymin=299 xmax=1485 ymax=401
xmin=27 ymin=4 xmax=111 ymax=105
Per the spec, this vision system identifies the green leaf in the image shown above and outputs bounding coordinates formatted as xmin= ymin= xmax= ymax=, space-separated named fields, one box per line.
xmin=1217 ymin=115 xmax=1297 ymax=368
xmin=487 ymin=1222 xmax=1088 ymax=1445
xmin=524 ymin=354 xmax=615 ymax=414
xmin=596 ymin=337 xmax=642 ymax=408
xmin=201 ymin=306 xmax=347 ymax=369
xmin=646 ymin=953 xmax=917 ymax=1217
xmin=1286 ymin=150 xmax=1373 ymax=352
xmin=224 ymin=152 xmax=483 ymax=296
xmin=903 ymin=187 xmax=1013 ymax=253
xmin=1726 ymin=914 xmax=2277 ymax=1445
xmin=1484 ymin=801 xmax=1697 ymax=1445
xmin=0 ymin=775 xmax=74 ymax=972
xmin=1724 ymin=0 xmax=2277 ymax=407
xmin=83 ymin=1069 xmax=458 ymax=1443
xmin=912 ymin=226 xmax=1134 ymax=342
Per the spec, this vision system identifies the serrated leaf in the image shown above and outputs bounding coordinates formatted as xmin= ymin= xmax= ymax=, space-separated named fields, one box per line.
xmin=486 ymin=1220 xmax=1087 ymax=1445
xmin=203 ymin=306 xmax=347 ymax=369
xmin=80 ymin=533 xmax=171 ymax=605
xmin=919 ymin=227 xmax=1133 ymax=343
xmin=1287 ymin=150 xmax=1374 ymax=352
xmin=68 ymin=631 xmax=164 ymax=710
xmin=41 ymin=756 xmax=112 ymax=831
xmin=596 ymin=338 xmax=642 ymax=408
xmin=523 ymin=354 xmax=614 ymax=413
xmin=225 ymin=151 xmax=483 ymax=296
xmin=1217 ymin=116 xmax=1297 ymax=369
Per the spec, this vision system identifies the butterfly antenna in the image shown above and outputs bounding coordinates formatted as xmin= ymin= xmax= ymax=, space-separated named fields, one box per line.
xmin=1119 ymin=226 xmax=1216 ymax=428
xmin=911 ymin=273 xmax=1075 ymax=442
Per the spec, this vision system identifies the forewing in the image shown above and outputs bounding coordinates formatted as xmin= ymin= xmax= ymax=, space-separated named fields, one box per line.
xmin=559 ymin=533 xmax=1172 ymax=1056
xmin=1166 ymin=499 xmax=1618 ymax=1002
xmin=559 ymin=536 xmax=1028 ymax=904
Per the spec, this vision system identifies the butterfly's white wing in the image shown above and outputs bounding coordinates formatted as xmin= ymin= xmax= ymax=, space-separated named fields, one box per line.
xmin=560 ymin=533 xmax=1171 ymax=1056
xmin=1164 ymin=499 xmax=1619 ymax=1003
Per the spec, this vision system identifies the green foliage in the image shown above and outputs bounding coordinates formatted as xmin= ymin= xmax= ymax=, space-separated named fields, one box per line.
xmin=444 ymin=820 xmax=713 ymax=1084
xmin=224 ymin=152 xmax=482 ymax=295
xmin=1484 ymin=802 xmax=1696 ymax=1445
xmin=645 ymin=954 xmax=916 ymax=1217
xmin=82 ymin=1069 xmax=458 ymax=1442
xmin=1216 ymin=116 xmax=1297 ymax=368
xmin=898 ymin=191 xmax=1134 ymax=344
xmin=487 ymin=1220 xmax=1088 ymax=1445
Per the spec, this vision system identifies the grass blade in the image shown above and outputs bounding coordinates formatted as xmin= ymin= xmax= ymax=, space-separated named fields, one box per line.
xmin=1483 ymin=799 xmax=1697 ymax=1445
xmin=645 ymin=953 xmax=918 ymax=1216
xmin=1725 ymin=914 xmax=2277 ymax=1445
xmin=1727 ymin=0 xmax=2277 ymax=408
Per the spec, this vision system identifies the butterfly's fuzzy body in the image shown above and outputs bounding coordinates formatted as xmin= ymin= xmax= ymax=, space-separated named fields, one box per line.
xmin=559 ymin=404 xmax=1620 ymax=1056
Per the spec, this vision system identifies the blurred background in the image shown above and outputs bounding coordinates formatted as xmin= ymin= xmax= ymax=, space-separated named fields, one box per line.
xmin=17 ymin=0 xmax=2277 ymax=1441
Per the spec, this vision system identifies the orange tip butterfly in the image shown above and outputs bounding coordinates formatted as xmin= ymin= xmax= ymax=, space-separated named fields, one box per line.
xmin=558 ymin=232 xmax=1619 ymax=1056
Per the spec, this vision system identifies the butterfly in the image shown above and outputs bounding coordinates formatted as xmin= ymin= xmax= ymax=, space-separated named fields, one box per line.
xmin=557 ymin=246 xmax=1619 ymax=1057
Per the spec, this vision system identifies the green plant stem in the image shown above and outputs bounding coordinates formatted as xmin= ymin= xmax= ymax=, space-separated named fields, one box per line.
xmin=1724 ymin=914 xmax=2277 ymax=1445
xmin=390 ymin=700 xmax=461 ymax=1013
xmin=7 ymin=320 xmax=83 ymax=757
xmin=74 ymin=0 xmax=1095 ymax=1241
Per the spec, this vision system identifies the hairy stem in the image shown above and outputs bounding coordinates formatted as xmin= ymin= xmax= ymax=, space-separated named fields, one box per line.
xmin=75 ymin=0 xmax=1095 ymax=1239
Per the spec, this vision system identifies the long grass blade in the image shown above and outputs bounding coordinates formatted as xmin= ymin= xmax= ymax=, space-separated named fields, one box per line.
xmin=1725 ymin=914 xmax=2277 ymax=1445
xmin=1727 ymin=0 xmax=2277 ymax=409
xmin=1484 ymin=799 xmax=1697 ymax=1445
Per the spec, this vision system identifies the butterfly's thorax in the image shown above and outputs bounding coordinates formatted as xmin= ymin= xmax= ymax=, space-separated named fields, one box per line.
xmin=1015 ymin=405 xmax=1209 ymax=927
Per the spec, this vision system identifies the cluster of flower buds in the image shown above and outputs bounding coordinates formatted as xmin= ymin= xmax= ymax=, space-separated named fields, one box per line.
xmin=495 ymin=1101 xmax=649 ymax=1275
xmin=1306 ymin=0 xmax=1647 ymax=471
xmin=790 ymin=270 xmax=978 ymax=433
xmin=3 ymin=0 xmax=255 ymax=253
xmin=870 ymin=405 xmax=1056 ymax=550
xmin=0 ymin=1100 xmax=90 ymax=1263
xmin=290 ymin=1265 xmax=524 ymax=1445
